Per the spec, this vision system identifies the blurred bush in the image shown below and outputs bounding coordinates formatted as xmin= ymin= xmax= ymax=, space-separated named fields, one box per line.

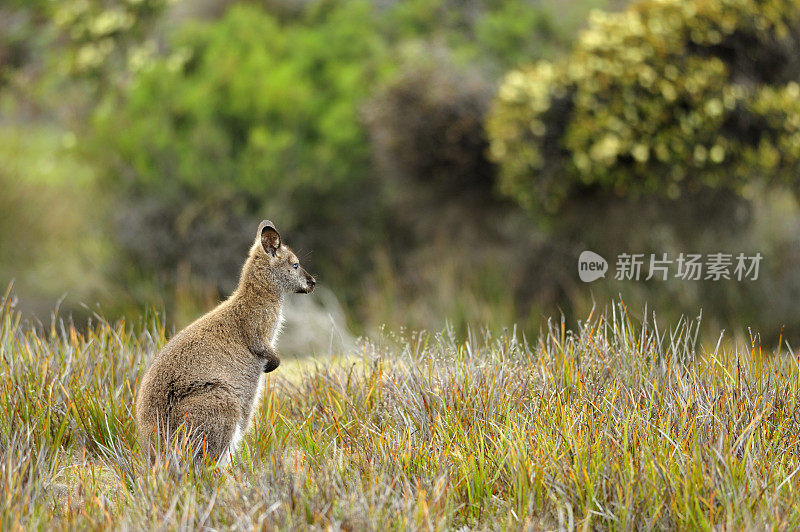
xmin=0 ymin=0 xmax=168 ymax=117
xmin=50 ymin=0 xmax=168 ymax=88
xmin=84 ymin=0 xmax=595 ymax=322
xmin=488 ymin=0 xmax=800 ymax=214
xmin=361 ymin=48 xmax=531 ymax=332
xmin=365 ymin=47 xmax=494 ymax=200
xmin=484 ymin=0 xmax=800 ymax=341
xmin=91 ymin=2 xmax=389 ymax=300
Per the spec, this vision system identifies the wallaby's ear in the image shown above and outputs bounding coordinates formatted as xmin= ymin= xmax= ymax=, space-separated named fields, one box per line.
xmin=258 ymin=220 xmax=281 ymax=257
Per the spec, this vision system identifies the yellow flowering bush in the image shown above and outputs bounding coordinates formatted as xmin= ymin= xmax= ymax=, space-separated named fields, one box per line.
xmin=487 ymin=0 xmax=800 ymax=214
xmin=51 ymin=0 xmax=168 ymax=84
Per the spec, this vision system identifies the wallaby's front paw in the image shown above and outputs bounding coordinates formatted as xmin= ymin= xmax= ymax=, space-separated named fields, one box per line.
xmin=263 ymin=355 xmax=280 ymax=373
xmin=255 ymin=344 xmax=280 ymax=373
xmin=249 ymin=335 xmax=282 ymax=373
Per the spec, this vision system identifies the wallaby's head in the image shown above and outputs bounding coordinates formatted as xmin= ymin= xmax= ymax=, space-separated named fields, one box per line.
xmin=244 ymin=220 xmax=316 ymax=295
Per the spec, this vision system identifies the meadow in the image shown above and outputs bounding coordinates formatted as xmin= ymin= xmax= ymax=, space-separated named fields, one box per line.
xmin=1 ymin=287 xmax=799 ymax=531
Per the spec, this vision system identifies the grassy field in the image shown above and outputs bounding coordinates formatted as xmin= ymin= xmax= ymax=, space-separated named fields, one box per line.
xmin=2 ymin=289 xmax=800 ymax=530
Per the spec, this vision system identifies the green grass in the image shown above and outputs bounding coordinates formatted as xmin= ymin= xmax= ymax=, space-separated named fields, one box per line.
xmin=2 ymin=287 xmax=800 ymax=530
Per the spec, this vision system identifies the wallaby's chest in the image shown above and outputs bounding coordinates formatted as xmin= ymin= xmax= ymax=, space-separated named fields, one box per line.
xmin=269 ymin=307 xmax=284 ymax=348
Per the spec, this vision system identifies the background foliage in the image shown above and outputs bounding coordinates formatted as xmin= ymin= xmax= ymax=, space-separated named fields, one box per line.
xmin=2 ymin=0 xmax=800 ymax=344
xmin=488 ymin=0 xmax=800 ymax=214
xmin=486 ymin=0 xmax=800 ymax=342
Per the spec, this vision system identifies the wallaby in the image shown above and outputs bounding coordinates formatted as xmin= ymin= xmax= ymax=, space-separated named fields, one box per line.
xmin=135 ymin=220 xmax=315 ymax=466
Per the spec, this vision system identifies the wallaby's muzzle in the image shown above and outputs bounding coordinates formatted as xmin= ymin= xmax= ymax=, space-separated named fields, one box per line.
xmin=297 ymin=271 xmax=316 ymax=294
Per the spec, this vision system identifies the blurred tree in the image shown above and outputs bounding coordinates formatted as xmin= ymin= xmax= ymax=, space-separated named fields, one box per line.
xmin=488 ymin=0 xmax=800 ymax=215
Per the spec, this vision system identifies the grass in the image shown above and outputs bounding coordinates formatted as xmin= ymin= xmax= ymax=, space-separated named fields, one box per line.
xmin=2 ymin=288 xmax=800 ymax=530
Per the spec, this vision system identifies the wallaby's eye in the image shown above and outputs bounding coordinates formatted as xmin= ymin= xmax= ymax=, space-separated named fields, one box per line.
xmin=292 ymin=263 xmax=299 ymax=270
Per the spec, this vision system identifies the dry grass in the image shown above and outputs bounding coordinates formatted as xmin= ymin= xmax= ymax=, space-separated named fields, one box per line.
xmin=2 ymin=287 xmax=800 ymax=530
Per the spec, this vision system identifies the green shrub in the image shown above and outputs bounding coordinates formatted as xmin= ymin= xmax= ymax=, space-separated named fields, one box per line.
xmin=100 ymin=1 xmax=385 ymax=196
xmin=92 ymin=2 xmax=389 ymax=295
xmin=488 ymin=0 xmax=800 ymax=214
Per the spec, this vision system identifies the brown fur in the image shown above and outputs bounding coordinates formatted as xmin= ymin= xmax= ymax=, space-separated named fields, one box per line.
xmin=135 ymin=220 xmax=315 ymax=466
